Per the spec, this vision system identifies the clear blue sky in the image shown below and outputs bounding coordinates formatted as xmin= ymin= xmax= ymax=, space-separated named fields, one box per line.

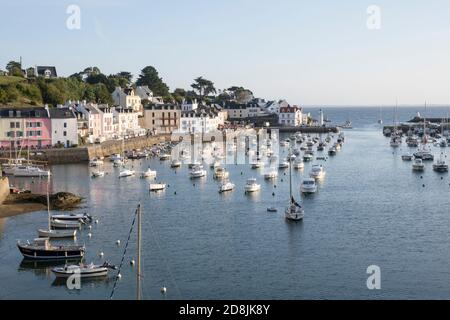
xmin=2 ymin=0 xmax=450 ymax=105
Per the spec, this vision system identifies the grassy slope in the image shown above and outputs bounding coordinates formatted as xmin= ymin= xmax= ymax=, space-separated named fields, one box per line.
xmin=0 ymin=75 xmax=26 ymax=85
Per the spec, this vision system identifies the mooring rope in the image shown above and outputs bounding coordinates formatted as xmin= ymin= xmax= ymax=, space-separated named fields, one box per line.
xmin=109 ymin=205 xmax=138 ymax=300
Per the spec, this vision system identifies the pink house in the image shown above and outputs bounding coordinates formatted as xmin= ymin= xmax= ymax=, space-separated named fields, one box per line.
xmin=0 ymin=108 xmax=52 ymax=149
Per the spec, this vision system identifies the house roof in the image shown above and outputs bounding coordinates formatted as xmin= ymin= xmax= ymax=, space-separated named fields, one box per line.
xmin=49 ymin=108 xmax=76 ymax=119
xmin=280 ymin=106 xmax=302 ymax=113
xmin=36 ymin=66 xmax=57 ymax=77
xmin=0 ymin=107 xmax=50 ymax=118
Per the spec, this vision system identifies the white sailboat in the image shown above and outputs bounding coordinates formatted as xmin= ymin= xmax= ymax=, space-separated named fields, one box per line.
xmin=38 ymin=177 xmax=77 ymax=238
xmin=285 ymin=150 xmax=304 ymax=221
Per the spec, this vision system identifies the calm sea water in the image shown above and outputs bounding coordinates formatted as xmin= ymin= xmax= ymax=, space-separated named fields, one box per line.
xmin=1 ymin=107 xmax=450 ymax=300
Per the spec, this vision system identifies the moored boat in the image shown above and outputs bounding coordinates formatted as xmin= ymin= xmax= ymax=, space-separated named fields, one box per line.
xmin=17 ymin=238 xmax=85 ymax=260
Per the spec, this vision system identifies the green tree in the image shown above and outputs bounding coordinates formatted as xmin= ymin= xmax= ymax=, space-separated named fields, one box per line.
xmin=136 ymin=66 xmax=170 ymax=97
xmin=93 ymin=83 xmax=113 ymax=104
xmin=191 ymin=77 xmax=216 ymax=99
xmin=172 ymin=88 xmax=186 ymax=104
xmin=6 ymin=61 xmax=23 ymax=77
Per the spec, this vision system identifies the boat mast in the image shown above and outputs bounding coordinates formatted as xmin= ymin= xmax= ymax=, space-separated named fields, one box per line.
xmin=137 ymin=203 xmax=142 ymax=301
xmin=47 ymin=175 xmax=51 ymax=230
xmin=289 ymin=147 xmax=292 ymax=202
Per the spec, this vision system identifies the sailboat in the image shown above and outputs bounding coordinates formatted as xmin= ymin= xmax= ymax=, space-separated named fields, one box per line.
xmin=413 ymin=103 xmax=434 ymax=161
xmin=119 ymin=138 xmax=135 ymax=178
xmin=285 ymin=149 xmax=304 ymax=222
xmin=37 ymin=176 xmax=77 ymax=238
xmin=378 ymin=106 xmax=383 ymax=124
xmin=390 ymin=103 xmax=401 ymax=147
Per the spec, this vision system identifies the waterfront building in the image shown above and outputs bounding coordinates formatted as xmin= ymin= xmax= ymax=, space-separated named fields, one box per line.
xmin=279 ymin=105 xmax=303 ymax=126
xmin=142 ymin=103 xmax=181 ymax=134
xmin=111 ymin=87 xmax=143 ymax=115
xmin=178 ymin=105 xmax=225 ymax=134
xmin=97 ymin=105 xmax=115 ymax=140
xmin=49 ymin=107 xmax=78 ymax=147
xmin=113 ymin=107 xmax=142 ymax=137
xmin=0 ymin=107 xmax=52 ymax=149
xmin=265 ymin=100 xmax=289 ymax=115
xmin=72 ymin=102 xmax=103 ymax=143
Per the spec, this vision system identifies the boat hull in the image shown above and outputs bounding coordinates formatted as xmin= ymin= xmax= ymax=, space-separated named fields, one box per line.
xmin=18 ymin=244 xmax=85 ymax=260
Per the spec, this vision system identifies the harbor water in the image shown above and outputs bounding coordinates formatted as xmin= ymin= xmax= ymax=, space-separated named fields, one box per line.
xmin=1 ymin=107 xmax=450 ymax=299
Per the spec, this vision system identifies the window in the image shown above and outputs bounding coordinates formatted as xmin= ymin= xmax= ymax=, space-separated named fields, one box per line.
xmin=64 ymin=123 xmax=67 ymax=128
xmin=36 ymin=131 xmax=42 ymax=137
xmin=63 ymin=131 xmax=67 ymax=137
xmin=16 ymin=122 xmax=20 ymax=128
xmin=10 ymin=122 xmax=15 ymax=129
xmin=37 ymin=122 xmax=42 ymax=127
xmin=152 ymin=120 xmax=155 ymax=125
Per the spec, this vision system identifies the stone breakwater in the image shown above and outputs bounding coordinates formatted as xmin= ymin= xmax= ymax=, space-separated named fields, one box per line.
xmin=0 ymin=134 xmax=171 ymax=165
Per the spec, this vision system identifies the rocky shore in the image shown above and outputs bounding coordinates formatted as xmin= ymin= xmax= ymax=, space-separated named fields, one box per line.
xmin=0 ymin=192 xmax=83 ymax=218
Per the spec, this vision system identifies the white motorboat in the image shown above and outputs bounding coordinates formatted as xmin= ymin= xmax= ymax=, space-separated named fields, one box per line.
xmin=50 ymin=219 xmax=82 ymax=229
xmin=210 ymin=161 xmax=222 ymax=169
xmin=109 ymin=154 xmax=122 ymax=162
xmin=159 ymin=154 xmax=171 ymax=161
xmin=149 ymin=183 xmax=166 ymax=192
xmin=390 ymin=136 xmax=401 ymax=148
xmin=219 ymin=181 xmax=235 ymax=193
xmin=12 ymin=165 xmax=51 ymax=177
xmin=119 ymin=169 xmax=135 ymax=178
xmin=414 ymin=150 xmax=434 ymax=161
xmin=264 ymin=170 xmax=278 ymax=180
xmin=213 ymin=167 xmax=229 ymax=180
xmin=303 ymin=154 xmax=314 ymax=162
xmin=412 ymin=159 xmax=425 ymax=171
xmin=92 ymin=170 xmax=105 ymax=178
xmin=171 ymin=160 xmax=182 ymax=168
xmin=328 ymin=147 xmax=337 ymax=156
xmin=309 ymin=164 xmax=326 ymax=180
xmin=433 ymin=154 xmax=449 ymax=172
xmin=293 ymin=159 xmax=304 ymax=170
xmin=37 ymin=177 xmax=79 ymax=239
xmin=140 ymin=168 xmax=157 ymax=178
xmin=190 ymin=165 xmax=207 ymax=178
xmin=89 ymin=158 xmax=104 ymax=167
xmin=51 ymin=213 xmax=92 ymax=222
xmin=244 ymin=178 xmax=261 ymax=193
xmin=279 ymin=160 xmax=289 ymax=169
xmin=251 ymin=161 xmax=265 ymax=169
xmin=113 ymin=159 xmax=124 ymax=167
xmin=401 ymin=154 xmax=413 ymax=161
xmin=188 ymin=161 xmax=201 ymax=169
xmin=52 ymin=262 xmax=116 ymax=279
xmin=38 ymin=229 xmax=77 ymax=238
xmin=1 ymin=158 xmax=26 ymax=175
xmin=300 ymin=178 xmax=317 ymax=194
